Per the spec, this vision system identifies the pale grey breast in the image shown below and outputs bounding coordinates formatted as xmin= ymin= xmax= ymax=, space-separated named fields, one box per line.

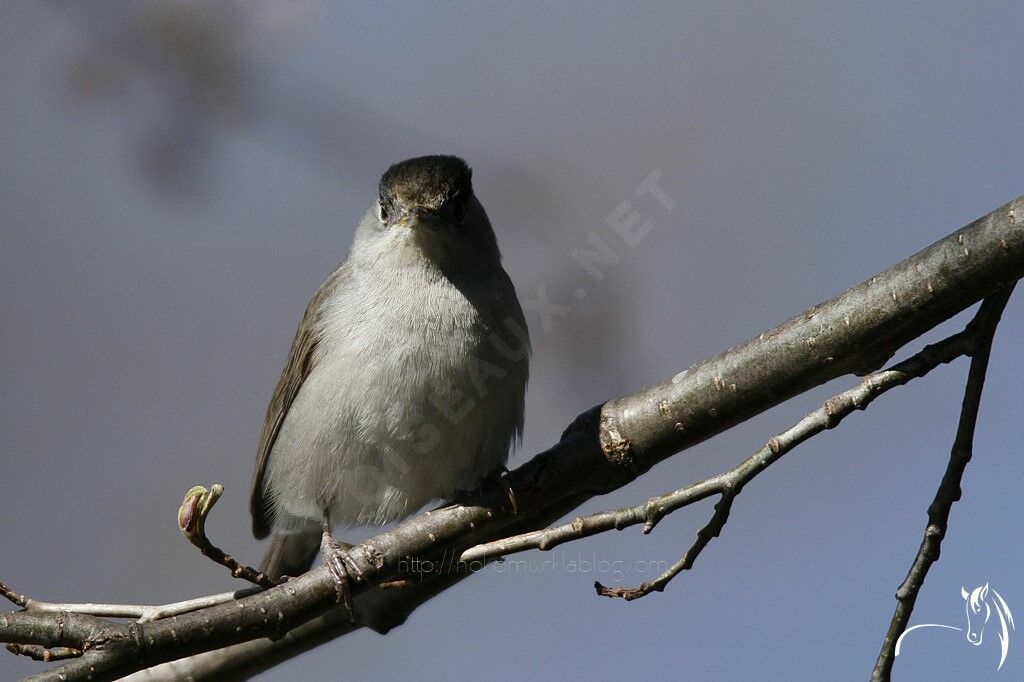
xmin=263 ymin=211 xmax=528 ymax=529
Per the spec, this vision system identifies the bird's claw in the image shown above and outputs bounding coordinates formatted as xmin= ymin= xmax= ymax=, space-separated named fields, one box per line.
xmin=320 ymin=533 xmax=362 ymax=621
xmin=490 ymin=467 xmax=518 ymax=515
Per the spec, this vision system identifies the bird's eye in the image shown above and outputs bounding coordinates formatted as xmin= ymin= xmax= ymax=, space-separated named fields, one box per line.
xmin=378 ymin=198 xmax=389 ymax=223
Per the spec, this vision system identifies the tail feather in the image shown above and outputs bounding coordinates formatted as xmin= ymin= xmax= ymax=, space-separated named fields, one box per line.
xmin=260 ymin=529 xmax=321 ymax=580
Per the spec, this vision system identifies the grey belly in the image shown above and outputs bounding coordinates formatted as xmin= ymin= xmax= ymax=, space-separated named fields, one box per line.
xmin=263 ymin=332 xmax=518 ymax=528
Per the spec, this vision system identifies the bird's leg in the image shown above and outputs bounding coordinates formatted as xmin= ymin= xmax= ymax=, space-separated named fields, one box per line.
xmin=320 ymin=511 xmax=363 ymax=621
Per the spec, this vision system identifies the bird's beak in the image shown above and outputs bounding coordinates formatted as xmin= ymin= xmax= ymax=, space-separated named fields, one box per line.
xmin=397 ymin=207 xmax=439 ymax=229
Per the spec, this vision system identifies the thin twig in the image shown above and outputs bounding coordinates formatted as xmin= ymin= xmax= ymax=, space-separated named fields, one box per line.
xmin=872 ymin=286 xmax=1014 ymax=681
xmin=6 ymin=643 xmax=82 ymax=662
xmin=3 ymin=586 xmax=263 ymax=622
xmin=178 ymin=485 xmax=279 ymax=590
xmin=0 ymin=579 xmax=28 ymax=608
xmin=463 ymin=318 xmax=980 ymax=597
xmin=596 ymin=492 xmax=738 ymax=600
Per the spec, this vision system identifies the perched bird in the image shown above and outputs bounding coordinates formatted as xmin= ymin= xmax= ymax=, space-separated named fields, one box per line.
xmin=250 ymin=155 xmax=530 ymax=592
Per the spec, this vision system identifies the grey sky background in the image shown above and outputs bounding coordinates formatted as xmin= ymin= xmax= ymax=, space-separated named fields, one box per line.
xmin=2 ymin=2 xmax=1023 ymax=680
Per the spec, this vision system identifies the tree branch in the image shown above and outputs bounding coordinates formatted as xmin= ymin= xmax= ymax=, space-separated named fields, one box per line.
xmin=6 ymin=644 xmax=83 ymax=662
xmin=0 ymin=611 xmax=109 ymax=651
xmin=3 ymin=194 xmax=1022 ymax=680
xmin=462 ymin=317 xmax=979 ymax=575
xmin=871 ymin=286 xmax=1014 ymax=680
xmin=1 ymin=579 xmax=262 ymax=623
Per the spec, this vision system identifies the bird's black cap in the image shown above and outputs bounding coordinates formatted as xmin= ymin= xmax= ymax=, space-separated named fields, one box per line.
xmin=379 ymin=155 xmax=473 ymax=211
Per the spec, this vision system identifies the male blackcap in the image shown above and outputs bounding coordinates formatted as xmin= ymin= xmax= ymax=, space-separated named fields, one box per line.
xmin=251 ymin=156 xmax=529 ymax=590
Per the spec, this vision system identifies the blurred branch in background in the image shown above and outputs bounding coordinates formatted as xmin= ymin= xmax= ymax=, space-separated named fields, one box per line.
xmin=54 ymin=0 xmax=536 ymax=200
xmin=52 ymin=0 xmax=631 ymax=380
xmin=1 ymin=192 xmax=1022 ymax=680
xmin=58 ymin=0 xmax=252 ymax=193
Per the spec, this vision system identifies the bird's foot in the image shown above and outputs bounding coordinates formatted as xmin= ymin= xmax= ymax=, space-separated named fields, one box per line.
xmin=320 ymin=533 xmax=363 ymax=621
xmin=487 ymin=466 xmax=518 ymax=515
xmin=452 ymin=467 xmax=518 ymax=514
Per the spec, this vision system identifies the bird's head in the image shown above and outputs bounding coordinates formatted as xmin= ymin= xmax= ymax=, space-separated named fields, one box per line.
xmin=371 ymin=155 xmax=500 ymax=268
xmin=377 ymin=155 xmax=474 ymax=230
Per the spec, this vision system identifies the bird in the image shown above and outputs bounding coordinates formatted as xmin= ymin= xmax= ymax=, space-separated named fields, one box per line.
xmin=250 ymin=155 xmax=529 ymax=601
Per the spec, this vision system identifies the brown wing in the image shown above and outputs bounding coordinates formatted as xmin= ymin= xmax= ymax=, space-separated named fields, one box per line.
xmin=250 ymin=263 xmax=350 ymax=539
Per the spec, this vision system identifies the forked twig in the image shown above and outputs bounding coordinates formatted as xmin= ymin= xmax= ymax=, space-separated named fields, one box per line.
xmin=872 ymin=286 xmax=1014 ymax=680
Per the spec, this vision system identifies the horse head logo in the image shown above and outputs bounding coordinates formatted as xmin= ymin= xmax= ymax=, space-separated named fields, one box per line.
xmin=896 ymin=583 xmax=1015 ymax=671
xmin=961 ymin=583 xmax=1014 ymax=667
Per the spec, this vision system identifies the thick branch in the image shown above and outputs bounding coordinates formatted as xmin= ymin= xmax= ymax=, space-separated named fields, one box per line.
xmin=120 ymin=574 xmax=468 ymax=681
xmin=4 ymin=195 xmax=1023 ymax=680
xmin=598 ymin=198 xmax=1024 ymax=480
xmin=462 ymin=320 xmax=978 ymax=568
xmin=0 ymin=611 xmax=108 ymax=650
